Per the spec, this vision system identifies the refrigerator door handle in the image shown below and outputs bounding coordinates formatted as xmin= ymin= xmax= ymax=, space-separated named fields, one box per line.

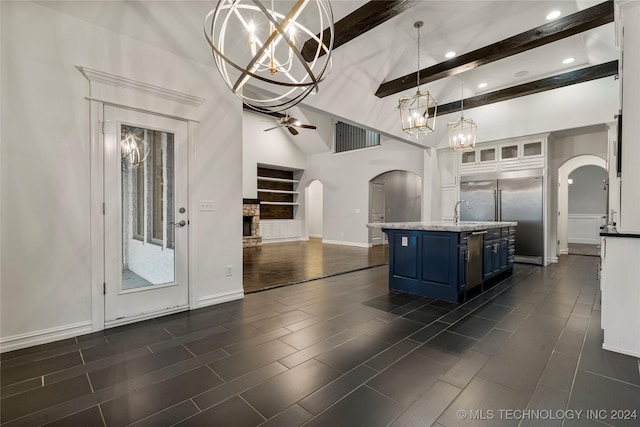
xmin=494 ymin=189 xmax=498 ymax=221
xmin=497 ymin=189 xmax=502 ymax=221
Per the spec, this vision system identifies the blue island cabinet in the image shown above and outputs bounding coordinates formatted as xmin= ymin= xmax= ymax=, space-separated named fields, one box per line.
xmin=385 ymin=230 xmax=463 ymax=303
xmin=383 ymin=226 xmax=514 ymax=304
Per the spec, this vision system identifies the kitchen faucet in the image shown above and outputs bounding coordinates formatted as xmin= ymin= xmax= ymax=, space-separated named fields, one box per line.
xmin=453 ymin=200 xmax=472 ymax=224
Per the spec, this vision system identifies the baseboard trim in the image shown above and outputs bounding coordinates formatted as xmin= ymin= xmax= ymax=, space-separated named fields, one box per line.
xmin=547 ymin=256 xmax=559 ymax=264
xmin=322 ymin=240 xmax=372 ymax=248
xmin=0 ymin=321 xmax=93 ymax=353
xmin=558 ymin=249 xmax=569 ymax=255
xmin=105 ymin=305 xmax=189 ymax=329
xmin=262 ymin=237 xmax=306 ymax=244
xmin=602 ymin=343 xmax=640 ymax=358
xmin=198 ymin=289 xmax=244 ymax=308
xmin=568 ymin=238 xmax=600 ymax=245
xmin=308 ymin=234 xmax=322 ymax=239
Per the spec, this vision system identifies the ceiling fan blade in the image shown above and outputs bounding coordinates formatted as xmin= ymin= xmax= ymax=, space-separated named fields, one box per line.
xmin=288 ymin=126 xmax=299 ymax=135
xmin=297 ymin=124 xmax=317 ymax=129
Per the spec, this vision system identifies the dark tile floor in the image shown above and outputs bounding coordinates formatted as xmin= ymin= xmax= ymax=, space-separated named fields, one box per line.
xmin=2 ymin=255 xmax=640 ymax=426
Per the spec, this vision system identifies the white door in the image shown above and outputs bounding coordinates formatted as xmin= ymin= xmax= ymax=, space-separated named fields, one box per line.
xmin=104 ymin=106 xmax=189 ymax=325
xmin=370 ymin=182 xmax=386 ymax=245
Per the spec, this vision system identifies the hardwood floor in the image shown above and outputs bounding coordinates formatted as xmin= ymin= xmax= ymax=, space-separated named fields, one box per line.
xmin=2 ymin=255 xmax=639 ymax=426
xmin=243 ymin=238 xmax=389 ymax=293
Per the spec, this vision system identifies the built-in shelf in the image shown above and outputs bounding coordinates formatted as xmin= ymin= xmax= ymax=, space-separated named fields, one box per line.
xmin=260 ymin=202 xmax=299 ymax=206
xmin=257 ymin=166 xmax=302 ymax=220
xmin=257 ymin=177 xmax=300 ymax=183
xmin=258 ymin=189 xmax=300 ymax=194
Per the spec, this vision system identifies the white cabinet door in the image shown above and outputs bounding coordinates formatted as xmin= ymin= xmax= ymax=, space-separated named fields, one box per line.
xmin=439 ymin=151 xmax=457 ymax=187
xmin=441 ymin=187 xmax=458 ymax=220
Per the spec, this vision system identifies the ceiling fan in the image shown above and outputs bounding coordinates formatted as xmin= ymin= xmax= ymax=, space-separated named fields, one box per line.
xmin=264 ymin=112 xmax=317 ymax=136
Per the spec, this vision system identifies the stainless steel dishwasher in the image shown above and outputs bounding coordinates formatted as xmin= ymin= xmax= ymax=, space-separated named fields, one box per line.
xmin=467 ymin=232 xmax=484 ymax=290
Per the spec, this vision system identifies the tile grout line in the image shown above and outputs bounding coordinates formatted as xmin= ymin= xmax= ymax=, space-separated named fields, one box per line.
xmin=98 ymin=404 xmax=107 ymax=427
xmin=238 ymin=394 xmax=268 ymax=421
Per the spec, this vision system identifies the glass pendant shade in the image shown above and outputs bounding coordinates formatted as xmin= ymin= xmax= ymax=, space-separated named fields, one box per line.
xmin=399 ymin=91 xmax=437 ymax=136
xmin=448 ymin=117 xmax=477 ymax=151
xmin=204 ymin=0 xmax=334 ymax=113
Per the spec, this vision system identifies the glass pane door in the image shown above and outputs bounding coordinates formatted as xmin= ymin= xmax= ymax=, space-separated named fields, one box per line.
xmin=121 ymin=125 xmax=175 ymax=289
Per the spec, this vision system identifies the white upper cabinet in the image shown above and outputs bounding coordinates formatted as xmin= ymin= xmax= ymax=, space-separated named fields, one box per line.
xmin=460 ymin=136 xmax=547 ymax=175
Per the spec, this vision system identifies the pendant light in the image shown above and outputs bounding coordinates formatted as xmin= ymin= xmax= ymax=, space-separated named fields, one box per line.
xmin=399 ymin=21 xmax=437 ymax=137
xmin=448 ymin=79 xmax=477 ymax=151
xmin=204 ymin=0 xmax=334 ymax=113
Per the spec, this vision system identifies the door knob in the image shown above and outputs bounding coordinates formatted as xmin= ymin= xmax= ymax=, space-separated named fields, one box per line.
xmin=172 ymin=220 xmax=186 ymax=227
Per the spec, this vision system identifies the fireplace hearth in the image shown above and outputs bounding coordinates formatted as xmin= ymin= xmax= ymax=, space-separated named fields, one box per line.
xmin=243 ymin=199 xmax=262 ymax=248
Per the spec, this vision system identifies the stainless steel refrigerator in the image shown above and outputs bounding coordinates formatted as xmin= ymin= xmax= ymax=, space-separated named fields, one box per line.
xmin=460 ymin=170 xmax=544 ymax=265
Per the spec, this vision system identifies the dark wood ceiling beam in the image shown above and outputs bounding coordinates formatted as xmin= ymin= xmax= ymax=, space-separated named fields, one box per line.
xmin=429 ymin=60 xmax=618 ymax=117
xmin=376 ymin=0 xmax=614 ymax=98
xmin=301 ymin=0 xmax=420 ymax=62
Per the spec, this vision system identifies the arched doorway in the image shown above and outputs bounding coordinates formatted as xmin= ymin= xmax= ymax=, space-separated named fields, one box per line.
xmin=558 ymin=155 xmax=607 ymax=255
xmin=368 ymin=170 xmax=422 ymax=246
xmin=305 ymin=180 xmax=324 ymax=239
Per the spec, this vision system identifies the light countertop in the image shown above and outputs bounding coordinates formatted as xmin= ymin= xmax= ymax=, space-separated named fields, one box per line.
xmin=366 ymin=221 xmax=517 ymax=232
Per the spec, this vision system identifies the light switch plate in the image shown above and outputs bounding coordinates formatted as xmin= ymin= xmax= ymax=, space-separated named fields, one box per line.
xmin=402 ymin=236 xmax=408 ymax=247
xmin=199 ymin=200 xmax=214 ymax=211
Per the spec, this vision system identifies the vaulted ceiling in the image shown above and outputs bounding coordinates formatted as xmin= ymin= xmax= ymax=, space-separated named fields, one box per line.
xmin=37 ymin=0 xmax=618 ymax=149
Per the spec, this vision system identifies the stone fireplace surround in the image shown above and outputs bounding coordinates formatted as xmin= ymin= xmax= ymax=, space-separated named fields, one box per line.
xmin=243 ymin=198 xmax=262 ymax=248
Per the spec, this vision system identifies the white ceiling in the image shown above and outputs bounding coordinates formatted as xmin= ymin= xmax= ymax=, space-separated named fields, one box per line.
xmin=37 ymin=0 xmax=618 ymax=145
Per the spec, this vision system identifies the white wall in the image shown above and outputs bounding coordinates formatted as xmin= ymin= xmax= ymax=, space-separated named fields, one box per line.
xmin=307 ymin=180 xmax=323 ymax=238
xmin=430 ymin=77 xmax=620 ymax=149
xmin=1 ymin=1 xmax=243 ymax=350
xmin=304 ymin=137 xmax=425 ymax=246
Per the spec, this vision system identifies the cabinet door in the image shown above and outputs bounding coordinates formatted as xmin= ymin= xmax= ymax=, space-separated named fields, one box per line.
xmin=499 ymin=237 xmax=509 ymax=270
xmin=501 ymin=144 xmax=519 ymax=160
xmin=439 ymin=151 xmax=458 ymax=186
xmin=441 ymin=187 xmax=458 ymax=220
xmin=458 ymin=245 xmax=468 ymax=290
xmin=461 ymin=150 xmax=477 ymax=165
xmin=479 ymin=147 xmax=496 ymax=163
xmin=483 ymin=241 xmax=494 ymax=280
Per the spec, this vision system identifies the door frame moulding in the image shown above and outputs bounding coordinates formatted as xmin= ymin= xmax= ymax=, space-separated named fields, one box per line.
xmin=79 ymin=66 xmax=204 ymax=332
xmin=557 ymin=154 xmax=607 ymax=255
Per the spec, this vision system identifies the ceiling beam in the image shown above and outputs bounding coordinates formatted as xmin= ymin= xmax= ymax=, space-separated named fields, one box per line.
xmin=428 ymin=60 xmax=618 ymax=117
xmin=376 ymin=0 xmax=614 ymax=98
xmin=242 ymin=104 xmax=285 ymax=119
xmin=301 ymin=0 xmax=420 ymax=62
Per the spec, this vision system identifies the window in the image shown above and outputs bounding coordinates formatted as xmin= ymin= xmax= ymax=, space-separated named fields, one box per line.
xmin=334 ymin=121 xmax=380 ymax=153
xmin=122 ymin=125 xmax=174 ymax=248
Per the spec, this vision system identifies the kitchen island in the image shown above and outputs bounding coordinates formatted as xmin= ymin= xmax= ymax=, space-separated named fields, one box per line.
xmin=367 ymin=221 xmax=517 ymax=303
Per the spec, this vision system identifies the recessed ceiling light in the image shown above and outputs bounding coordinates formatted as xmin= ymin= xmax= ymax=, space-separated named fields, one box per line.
xmin=514 ymin=70 xmax=528 ymax=78
xmin=478 ymin=82 xmax=488 ymax=89
xmin=546 ymin=10 xmax=561 ymax=20
xmin=562 ymin=57 xmax=575 ymax=64
xmin=445 ymin=51 xmax=456 ymax=59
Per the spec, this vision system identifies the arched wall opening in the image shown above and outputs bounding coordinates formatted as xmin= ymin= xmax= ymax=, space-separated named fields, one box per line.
xmin=558 ymin=155 xmax=607 ymax=255
xmin=368 ymin=170 xmax=422 ymax=245
xmin=305 ymin=179 xmax=324 ymax=239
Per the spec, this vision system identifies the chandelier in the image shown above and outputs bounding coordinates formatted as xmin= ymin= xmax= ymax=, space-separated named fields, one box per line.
xmin=399 ymin=21 xmax=437 ymax=137
xmin=204 ymin=0 xmax=334 ymax=113
xmin=448 ymin=79 xmax=477 ymax=151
